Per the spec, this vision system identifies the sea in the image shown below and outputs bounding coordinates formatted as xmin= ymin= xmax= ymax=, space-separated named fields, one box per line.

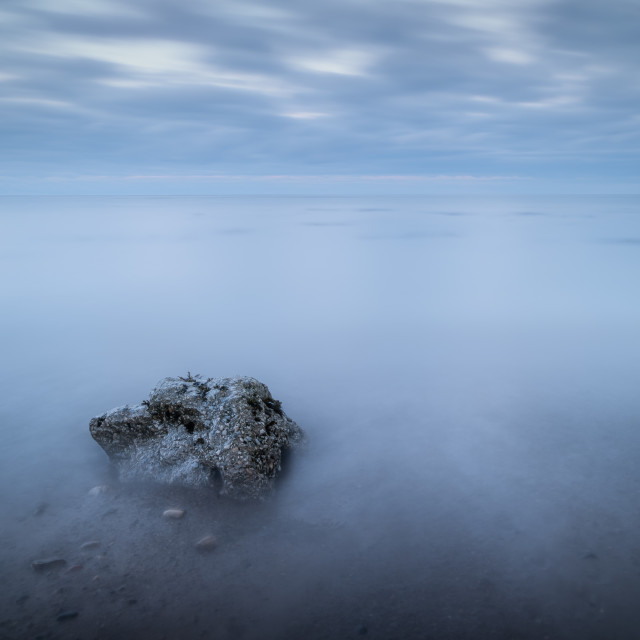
xmin=1 ymin=194 xmax=640 ymax=639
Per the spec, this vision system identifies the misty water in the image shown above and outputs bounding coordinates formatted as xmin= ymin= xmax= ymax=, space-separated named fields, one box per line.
xmin=2 ymin=195 xmax=640 ymax=639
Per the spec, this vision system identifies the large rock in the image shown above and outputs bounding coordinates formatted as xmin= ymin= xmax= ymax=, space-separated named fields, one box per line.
xmin=89 ymin=374 xmax=305 ymax=500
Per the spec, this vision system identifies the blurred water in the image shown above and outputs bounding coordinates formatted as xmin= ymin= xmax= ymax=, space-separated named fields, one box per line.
xmin=2 ymin=195 xmax=640 ymax=638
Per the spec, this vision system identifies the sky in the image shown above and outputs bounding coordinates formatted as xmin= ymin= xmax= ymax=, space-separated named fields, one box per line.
xmin=1 ymin=0 xmax=639 ymax=194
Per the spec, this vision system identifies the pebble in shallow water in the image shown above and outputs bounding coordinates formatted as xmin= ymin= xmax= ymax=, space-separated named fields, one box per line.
xmin=162 ymin=509 xmax=185 ymax=519
xmin=31 ymin=558 xmax=66 ymax=572
xmin=80 ymin=540 xmax=101 ymax=550
xmin=65 ymin=564 xmax=83 ymax=573
xmin=56 ymin=611 xmax=78 ymax=622
xmin=195 ymin=535 xmax=218 ymax=551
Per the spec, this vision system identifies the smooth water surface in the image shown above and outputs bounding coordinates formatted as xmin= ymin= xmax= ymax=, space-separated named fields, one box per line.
xmin=1 ymin=195 xmax=640 ymax=639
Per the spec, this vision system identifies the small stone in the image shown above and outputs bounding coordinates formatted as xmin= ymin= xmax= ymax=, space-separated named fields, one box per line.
xmin=32 ymin=558 xmax=67 ymax=572
xmin=56 ymin=611 xmax=78 ymax=622
xmin=162 ymin=509 xmax=185 ymax=519
xmin=195 ymin=535 xmax=218 ymax=551
xmin=65 ymin=564 xmax=83 ymax=573
xmin=80 ymin=541 xmax=101 ymax=550
xmin=88 ymin=485 xmax=110 ymax=497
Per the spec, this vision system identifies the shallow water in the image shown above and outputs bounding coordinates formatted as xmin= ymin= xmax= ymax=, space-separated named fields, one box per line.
xmin=2 ymin=195 xmax=640 ymax=639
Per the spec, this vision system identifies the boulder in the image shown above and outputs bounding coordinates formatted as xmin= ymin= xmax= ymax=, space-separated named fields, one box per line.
xmin=89 ymin=374 xmax=305 ymax=500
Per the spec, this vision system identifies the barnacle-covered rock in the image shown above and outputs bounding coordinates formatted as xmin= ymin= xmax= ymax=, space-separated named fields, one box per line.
xmin=89 ymin=374 xmax=305 ymax=500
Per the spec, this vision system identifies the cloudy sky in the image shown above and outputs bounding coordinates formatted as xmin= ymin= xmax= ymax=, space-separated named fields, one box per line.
xmin=1 ymin=0 xmax=639 ymax=193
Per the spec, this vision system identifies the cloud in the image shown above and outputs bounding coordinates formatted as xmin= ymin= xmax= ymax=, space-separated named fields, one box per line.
xmin=16 ymin=36 xmax=298 ymax=96
xmin=280 ymin=112 xmax=329 ymax=120
xmin=485 ymin=48 xmax=535 ymax=65
xmin=22 ymin=0 xmax=144 ymax=18
xmin=290 ymin=49 xmax=377 ymax=77
xmin=0 ymin=0 xmax=639 ymax=189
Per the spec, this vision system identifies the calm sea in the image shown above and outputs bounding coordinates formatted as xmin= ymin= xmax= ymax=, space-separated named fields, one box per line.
xmin=2 ymin=195 xmax=640 ymax=638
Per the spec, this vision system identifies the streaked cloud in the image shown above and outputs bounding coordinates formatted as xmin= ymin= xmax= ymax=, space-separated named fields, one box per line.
xmin=485 ymin=48 xmax=535 ymax=65
xmin=290 ymin=49 xmax=377 ymax=77
xmin=19 ymin=37 xmax=208 ymax=75
xmin=0 ymin=0 xmax=638 ymax=191
xmin=22 ymin=0 xmax=144 ymax=18
xmin=16 ymin=36 xmax=297 ymax=96
xmin=281 ymin=112 xmax=329 ymax=120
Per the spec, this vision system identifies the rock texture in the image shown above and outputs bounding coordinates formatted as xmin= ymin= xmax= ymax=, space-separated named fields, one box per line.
xmin=89 ymin=374 xmax=305 ymax=500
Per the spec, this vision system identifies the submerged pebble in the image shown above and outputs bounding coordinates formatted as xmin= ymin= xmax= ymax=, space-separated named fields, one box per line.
xmin=162 ymin=509 xmax=185 ymax=519
xmin=65 ymin=564 xmax=83 ymax=573
xmin=80 ymin=541 xmax=101 ymax=550
xmin=56 ymin=611 xmax=78 ymax=622
xmin=195 ymin=535 xmax=218 ymax=551
xmin=32 ymin=558 xmax=66 ymax=572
